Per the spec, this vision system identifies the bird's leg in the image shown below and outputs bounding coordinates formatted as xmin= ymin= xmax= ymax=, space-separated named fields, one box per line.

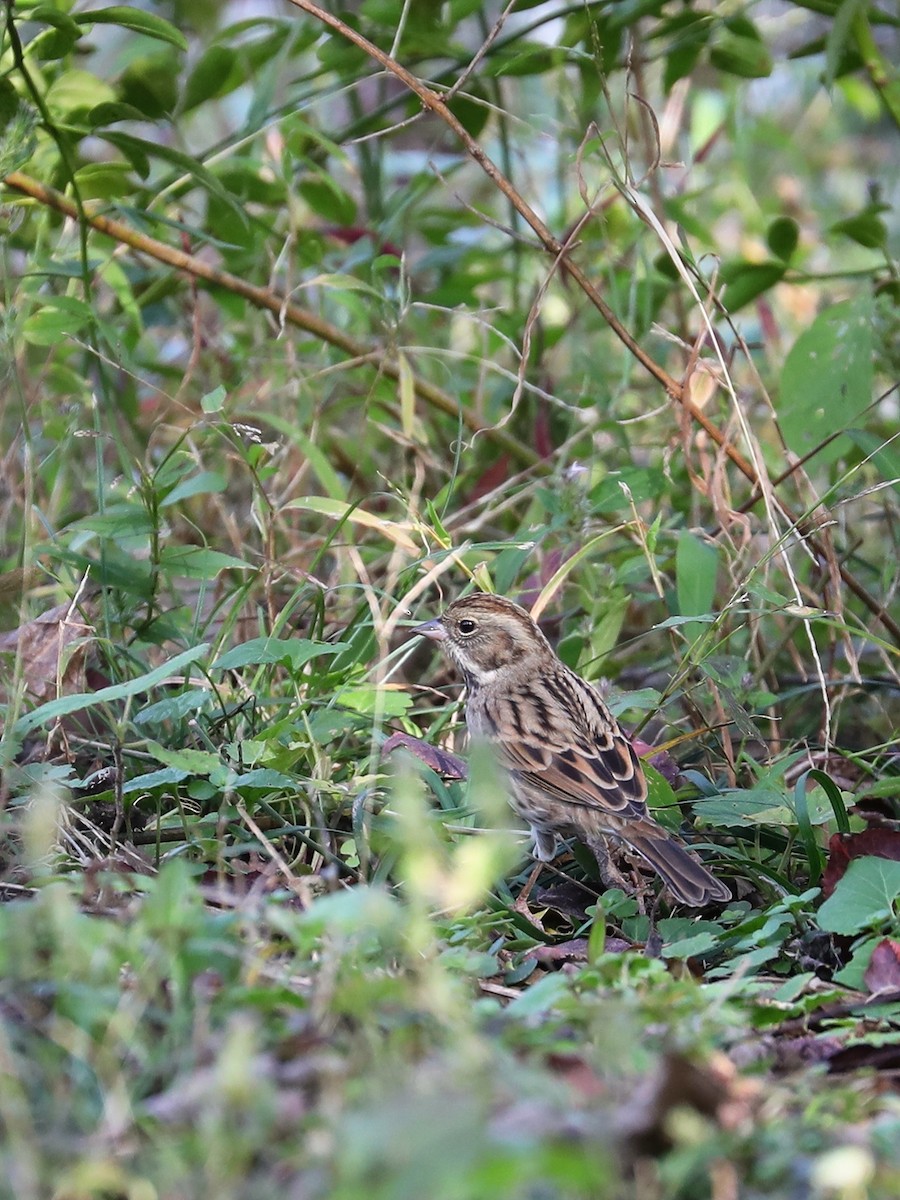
xmin=587 ymin=835 xmax=633 ymax=898
xmin=511 ymin=826 xmax=557 ymax=928
xmin=512 ymin=860 xmax=547 ymax=928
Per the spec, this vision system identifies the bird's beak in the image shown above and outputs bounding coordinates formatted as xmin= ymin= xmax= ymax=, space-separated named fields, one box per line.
xmin=411 ymin=618 xmax=447 ymax=642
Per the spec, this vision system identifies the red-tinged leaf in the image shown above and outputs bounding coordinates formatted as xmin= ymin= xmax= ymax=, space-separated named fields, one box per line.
xmin=822 ymin=827 xmax=900 ymax=898
xmin=534 ymin=400 xmax=554 ymax=459
xmin=632 ymin=740 xmax=680 ymax=788
xmin=532 ymin=938 xmax=589 ymax=964
xmin=545 ymin=1053 xmax=608 ymax=1099
xmin=864 ymin=939 xmax=900 ymax=996
xmin=381 ymin=732 xmax=468 ymax=780
xmin=322 ymin=225 xmax=402 ymax=260
xmin=467 ymin=454 xmax=510 ymax=504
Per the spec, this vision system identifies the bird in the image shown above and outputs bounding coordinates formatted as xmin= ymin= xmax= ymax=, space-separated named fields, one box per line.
xmin=413 ymin=592 xmax=730 ymax=907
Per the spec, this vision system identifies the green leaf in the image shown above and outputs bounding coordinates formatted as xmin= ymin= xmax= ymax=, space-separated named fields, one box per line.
xmin=337 ymin=686 xmax=413 ymax=718
xmin=767 ymin=216 xmax=799 ymax=262
xmin=73 ymin=162 xmax=135 ymax=200
xmin=158 ymin=547 xmax=251 ymax=579
xmin=102 ymin=132 xmax=246 ymax=216
xmin=643 ymin=763 xmax=679 ymax=823
xmin=586 ymin=903 xmax=606 ymax=963
xmin=25 ymin=7 xmax=81 ymax=60
xmin=297 ymin=175 xmax=357 ymax=226
xmin=846 ymin=429 xmax=900 ymax=497
xmin=211 ymin=638 xmax=347 ymax=671
xmin=709 ymin=29 xmax=772 ymax=78
xmin=830 ymin=209 xmax=888 ymax=249
xmin=118 ymin=52 xmax=181 ymax=119
xmin=824 ymin=0 xmax=868 ymax=88
xmin=792 ymin=772 xmax=824 ymax=885
xmin=73 ymin=6 xmax=188 ymax=51
xmin=779 ymin=296 xmax=873 ymax=466
xmin=145 ymin=741 xmax=223 ymax=775
xmin=134 ymin=689 xmax=213 ymax=725
xmin=719 ymin=260 xmax=785 ymax=311
xmin=46 ymin=70 xmax=116 ymax=118
xmin=22 ymin=296 xmax=94 ymax=346
xmin=818 ymin=857 xmax=900 ymax=935
xmin=183 ymin=45 xmax=241 ymax=110
xmin=122 ymin=766 xmax=190 ymax=792
xmin=159 ymin=471 xmax=227 ymax=507
xmin=15 ymin=644 xmax=209 ymax=736
xmin=201 ymin=385 xmax=227 ymax=413
xmin=589 ymin=467 xmax=665 ymax=513
xmin=676 ymin=529 xmax=718 ymax=647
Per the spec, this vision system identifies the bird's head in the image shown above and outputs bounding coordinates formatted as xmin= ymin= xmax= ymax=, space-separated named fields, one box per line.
xmin=413 ymin=592 xmax=553 ymax=684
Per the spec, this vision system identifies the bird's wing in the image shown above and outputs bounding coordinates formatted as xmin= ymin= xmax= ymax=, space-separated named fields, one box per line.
xmin=472 ymin=670 xmax=649 ymax=821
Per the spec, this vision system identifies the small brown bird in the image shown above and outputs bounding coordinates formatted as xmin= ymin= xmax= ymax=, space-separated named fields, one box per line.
xmin=414 ymin=592 xmax=729 ymax=907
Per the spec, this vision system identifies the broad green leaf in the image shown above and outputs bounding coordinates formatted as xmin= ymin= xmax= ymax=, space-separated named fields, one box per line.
xmin=69 ymin=504 xmax=154 ymax=538
xmin=818 ymin=857 xmax=900 ymax=935
xmin=102 ymin=132 xmax=246 ymax=215
xmin=709 ymin=27 xmax=772 ymax=78
xmin=201 ymin=385 xmax=227 ymax=413
xmin=297 ymin=175 xmax=357 ymax=226
xmin=830 ymin=208 xmax=888 ymax=249
xmin=158 ymin=547 xmax=251 ymax=579
xmin=159 ymin=471 xmax=227 ymax=507
xmin=73 ymin=162 xmax=135 ymax=200
xmin=135 ymin=689 xmax=213 ymax=725
xmin=676 ymin=529 xmax=718 ymax=647
xmin=15 ymin=644 xmax=209 ymax=736
xmin=589 ymin=467 xmax=665 ymax=513
xmin=228 ymin=768 xmax=297 ymax=790
xmin=643 ymin=763 xmax=679 ymax=824
xmin=118 ymin=52 xmax=181 ymax=119
xmin=145 ymin=741 xmax=223 ymax=775
xmin=183 ymin=45 xmax=240 ymax=110
xmin=25 ymin=7 xmax=81 ymax=60
xmin=719 ymin=260 xmax=785 ymax=310
xmin=211 ymin=638 xmax=346 ymax=671
xmin=73 ymin=6 xmax=188 ymax=51
xmin=337 ymin=686 xmax=413 ymax=717
xmin=45 ymin=70 xmax=116 ymax=117
xmin=779 ymin=296 xmax=873 ymax=466
xmin=22 ymin=297 xmax=94 ymax=346
xmin=767 ymin=216 xmax=799 ymax=262
xmin=824 ymin=0 xmax=868 ymax=88
xmin=122 ymin=766 xmax=190 ymax=792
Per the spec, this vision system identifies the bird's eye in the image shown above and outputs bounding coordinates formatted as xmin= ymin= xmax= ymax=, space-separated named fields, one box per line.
xmin=458 ymin=618 xmax=477 ymax=635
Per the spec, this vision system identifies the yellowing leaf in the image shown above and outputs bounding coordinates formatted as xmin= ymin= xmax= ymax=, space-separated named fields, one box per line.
xmin=285 ymin=497 xmax=418 ymax=553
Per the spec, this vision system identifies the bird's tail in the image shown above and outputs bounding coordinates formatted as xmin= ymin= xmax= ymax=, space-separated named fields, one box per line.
xmin=593 ymin=830 xmax=730 ymax=907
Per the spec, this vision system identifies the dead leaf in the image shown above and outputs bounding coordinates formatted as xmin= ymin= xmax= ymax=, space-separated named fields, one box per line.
xmin=0 ymin=599 xmax=96 ymax=703
xmin=822 ymin=828 xmax=900 ymax=899
xmin=617 ymin=1052 xmax=761 ymax=1161
xmin=864 ymin=939 xmax=900 ymax=996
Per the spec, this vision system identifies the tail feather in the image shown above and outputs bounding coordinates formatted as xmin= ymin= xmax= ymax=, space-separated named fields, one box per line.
xmin=592 ymin=831 xmax=730 ymax=907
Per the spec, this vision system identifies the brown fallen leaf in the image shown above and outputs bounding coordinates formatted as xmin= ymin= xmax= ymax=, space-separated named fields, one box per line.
xmin=616 ymin=1051 xmax=761 ymax=1162
xmin=0 ymin=597 xmax=98 ymax=704
xmin=863 ymin=938 xmax=900 ymax=996
xmin=822 ymin=827 xmax=900 ymax=898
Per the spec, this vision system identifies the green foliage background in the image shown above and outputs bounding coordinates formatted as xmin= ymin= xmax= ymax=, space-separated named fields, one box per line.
xmin=1 ymin=1 xmax=899 ymax=1196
